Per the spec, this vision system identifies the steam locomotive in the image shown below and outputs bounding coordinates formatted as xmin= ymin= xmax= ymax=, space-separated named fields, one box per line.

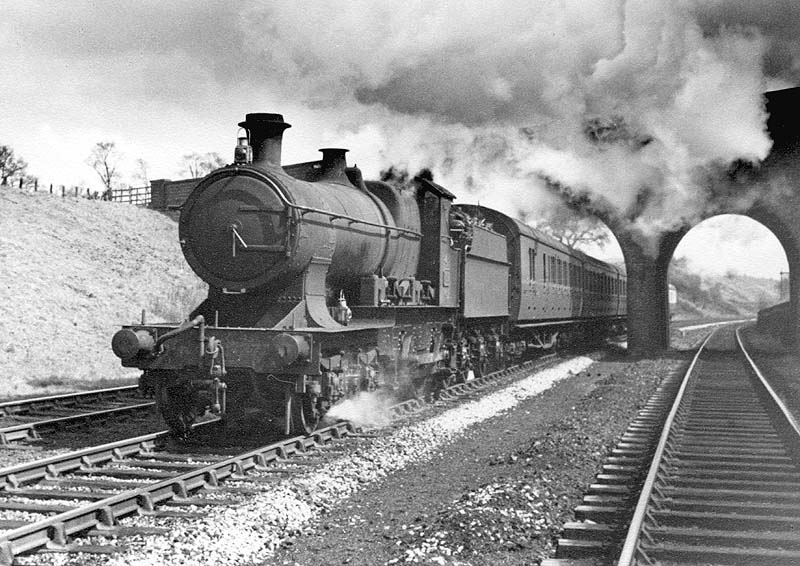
xmin=111 ymin=113 xmax=626 ymax=437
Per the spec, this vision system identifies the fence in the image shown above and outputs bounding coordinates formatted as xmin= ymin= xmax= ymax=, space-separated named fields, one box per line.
xmin=2 ymin=177 xmax=151 ymax=206
xmin=3 ymin=176 xmax=205 ymax=215
xmin=110 ymin=185 xmax=151 ymax=206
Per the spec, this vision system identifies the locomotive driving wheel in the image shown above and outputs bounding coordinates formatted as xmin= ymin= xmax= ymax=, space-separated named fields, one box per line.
xmin=283 ymin=389 xmax=321 ymax=436
xmin=156 ymin=380 xmax=198 ymax=440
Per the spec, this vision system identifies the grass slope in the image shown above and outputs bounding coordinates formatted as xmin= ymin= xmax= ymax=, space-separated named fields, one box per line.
xmin=670 ymin=258 xmax=780 ymax=320
xmin=0 ymin=187 xmax=206 ymax=398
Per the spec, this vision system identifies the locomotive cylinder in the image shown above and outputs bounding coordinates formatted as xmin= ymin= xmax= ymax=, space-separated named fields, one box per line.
xmin=269 ymin=333 xmax=310 ymax=366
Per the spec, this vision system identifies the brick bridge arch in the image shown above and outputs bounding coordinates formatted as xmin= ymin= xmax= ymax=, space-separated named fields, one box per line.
xmin=601 ymin=87 xmax=800 ymax=355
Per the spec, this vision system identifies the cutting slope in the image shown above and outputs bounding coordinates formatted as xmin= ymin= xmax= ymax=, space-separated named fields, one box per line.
xmin=0 ymin=188 xmax=206 ymax=398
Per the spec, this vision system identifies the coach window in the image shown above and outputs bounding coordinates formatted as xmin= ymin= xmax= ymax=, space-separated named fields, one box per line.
xmin=528 ymin=248 xmax=536 ymax=281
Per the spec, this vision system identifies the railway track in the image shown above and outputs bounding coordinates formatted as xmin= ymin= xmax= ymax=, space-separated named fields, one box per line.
xmin=546 ymin=325 xmax=800 ymax=565
xmin=0 ymin=357 xmax=551 ymax=564
xmin=0 ymin=386 xmax=153 ymax=445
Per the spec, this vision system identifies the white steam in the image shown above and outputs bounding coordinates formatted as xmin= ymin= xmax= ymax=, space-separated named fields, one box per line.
xmin=325 ymin=391 xmax=397 ymax=429
xmin=241 ymin=1 xmax=781 ymax=243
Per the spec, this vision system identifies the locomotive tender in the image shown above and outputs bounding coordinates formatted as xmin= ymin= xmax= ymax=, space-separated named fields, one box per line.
xmin=111 ymin=113 xmax=626 ymax=437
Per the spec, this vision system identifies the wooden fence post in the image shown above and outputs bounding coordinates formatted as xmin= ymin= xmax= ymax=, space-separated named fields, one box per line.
xmin=50 ymin=183 xmax=53 ymax=194
xmin=34 ymin=179 xmax=38 ymax=192
xmin=61 ymin=186 xmax=65 ymax=197
xmin=19 ymin=178 xmax=23 ymax=189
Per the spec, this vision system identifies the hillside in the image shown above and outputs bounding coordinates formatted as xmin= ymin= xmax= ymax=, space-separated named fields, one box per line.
xmin=669 ymin=258 xmax=781 ymax=320
xmin=0 ymin=187 xmax=207 ymax=398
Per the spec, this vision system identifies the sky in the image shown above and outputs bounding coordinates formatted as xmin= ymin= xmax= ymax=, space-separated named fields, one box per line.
xmin=2 ymin=1 xmax=798 ymax=279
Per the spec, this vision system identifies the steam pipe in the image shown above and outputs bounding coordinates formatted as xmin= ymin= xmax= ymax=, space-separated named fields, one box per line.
xmin=154 ymin=315 xmax=206 ymax=353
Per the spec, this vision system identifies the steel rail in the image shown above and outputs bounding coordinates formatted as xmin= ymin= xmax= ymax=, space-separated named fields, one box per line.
xmin=0 ymin=353 xmax=566 ymax=563
xmin=0 ymin=424 xmax=206 ymax=489
xmin=615 ymin=326 xmax=800 ymax=565
xmin=438 ymin=357 xmax=554 ymax=401
xmin=0 ymin=420 xmax=349 ymax=564
xmin=735 ymin=327 xmax=800 ymax=439
xmin=615 ymin=329 xmax=717 ymax=566
xmin=0 ymin=385 xmax=141 ymax=416
xmin=388 ymin=357 xmax=553 ymax=415
xmin=0 ymin=385 xmax=153 ymax=445
xmin=0 ymin=402 xmax=155 ymax=444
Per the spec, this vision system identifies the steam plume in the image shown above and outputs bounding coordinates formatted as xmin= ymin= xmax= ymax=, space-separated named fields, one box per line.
xmin=241 ymin=1 xmax=795 ymax=245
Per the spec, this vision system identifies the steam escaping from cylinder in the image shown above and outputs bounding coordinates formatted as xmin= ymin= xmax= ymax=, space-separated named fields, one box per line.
xmin=325 ymin=391 xmax=397 ymax=430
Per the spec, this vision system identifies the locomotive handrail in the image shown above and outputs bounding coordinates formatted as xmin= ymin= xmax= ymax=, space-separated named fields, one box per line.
xmin=240 ymin=177 xmax=422 ymax=239
xmin=288 ymin=202 xmax=422 ymax=238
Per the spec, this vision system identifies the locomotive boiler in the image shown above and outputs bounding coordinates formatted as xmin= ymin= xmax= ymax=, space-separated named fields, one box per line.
xmin=112 ymin=112 xmax=626 ymax=438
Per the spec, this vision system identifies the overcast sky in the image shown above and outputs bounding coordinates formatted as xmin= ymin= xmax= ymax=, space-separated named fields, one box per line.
xmin=2 ymin=1 xmax=797 ymax=279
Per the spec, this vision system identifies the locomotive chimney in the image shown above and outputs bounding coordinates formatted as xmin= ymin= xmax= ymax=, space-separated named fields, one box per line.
xmin=238 ymin=113 xmax=291 ymax=167
xmin=318 ymin=148 xmax=350 ymax=183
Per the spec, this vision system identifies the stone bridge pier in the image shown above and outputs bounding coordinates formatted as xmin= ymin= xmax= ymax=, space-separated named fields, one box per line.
xmin=608 ymin=87 xmax=800 ymax=355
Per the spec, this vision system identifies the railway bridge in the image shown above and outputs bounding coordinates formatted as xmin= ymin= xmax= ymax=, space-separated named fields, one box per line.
xmin=601 ymin=87 xmax=800 ymax=354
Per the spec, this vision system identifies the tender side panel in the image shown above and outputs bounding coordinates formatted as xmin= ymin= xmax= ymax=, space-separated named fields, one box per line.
xmin=462 ymin=225 xmax=509 ymax=319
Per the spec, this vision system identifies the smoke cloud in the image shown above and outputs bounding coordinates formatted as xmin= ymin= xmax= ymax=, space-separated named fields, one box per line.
xmin=241 ymin=1 xmax=792 ymax=244
xmin=5 ymin=2 xmax=798 ymax=245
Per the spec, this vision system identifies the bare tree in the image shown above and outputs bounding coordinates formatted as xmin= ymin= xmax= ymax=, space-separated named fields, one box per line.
xmin=180 ymin=152 xmax=226 ymax=179
xmin=533 ymin=210 xmax=610 ymax=250
xmin=87 ymin=141 xmax=121 ymax=200
xmin=0 ymin=145 xmax=28 ymax=186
